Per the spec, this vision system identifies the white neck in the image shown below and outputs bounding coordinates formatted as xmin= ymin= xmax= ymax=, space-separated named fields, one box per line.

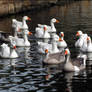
xmin=23 ymin=34 xmax=28 ymax=42
xmin=22 ymin=19 xmax=28 ymax=29
xmin=66 ymin=54 xmax=70 ymax=63
xmin=52 ymin=41 xmax=59 ymax=51
xmin=61 ymin=36 xmax=64 ymax=40
xmin=51 ymin=22 xmax=56 ymax=31
xmin=83 ymin=58 xmax=86 ymax=66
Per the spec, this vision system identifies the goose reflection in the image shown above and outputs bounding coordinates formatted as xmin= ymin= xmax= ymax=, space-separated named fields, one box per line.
xmin=44 ymin=64 xmax=63 ymax=80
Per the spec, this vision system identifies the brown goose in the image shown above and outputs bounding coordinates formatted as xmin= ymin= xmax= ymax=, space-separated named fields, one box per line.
xmin=63 ymin=48 xmax=87 ymax=72
xmin=43 ymin=49 xmax=65 ymax=64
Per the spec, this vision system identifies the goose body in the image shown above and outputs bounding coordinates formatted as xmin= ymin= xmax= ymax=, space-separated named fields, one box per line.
xmin=63 ymin=48 xmax=87 ymax=72
xmin=43 ymin=49 xmax=65 ymax=64
xmin=12 ymin=16 xmax=31 ymax=36
xmin=38 ymin=18 xmax=59 ymax=33
xmin=38 ymin=40 xmax=59 ymax=54
xmin=57 ymin=32 xmax=67 ymax=48
xmin=35 ymin=27 xmax=44 ymax=38
xmin=75 ymin=31 xmax=88 ymax=48
xmin=35 ymin=25 xmax=50 ymax=39
xmin=0 ymin=40 xmax=18 ymax=59
xmin=14 ymin=30 xmax=31 ymax=47
xmin=86 ymin=36 xmax=92 ymax=52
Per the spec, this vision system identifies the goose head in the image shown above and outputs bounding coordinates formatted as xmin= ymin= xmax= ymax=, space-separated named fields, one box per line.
xmin=76 ymin=30 xmax=83 ymax=37
xmin=23 ymin=16 xmax=31 ymax=21
xmin=60 ymin=32 xmax=64 ymax=37
xmin=43 ymin=25 xmax=47 ymax=31
xmin=64 ymin=48 xmax=70 ymax=55
xmin=51 ymin=18 xmax=59 ymax=23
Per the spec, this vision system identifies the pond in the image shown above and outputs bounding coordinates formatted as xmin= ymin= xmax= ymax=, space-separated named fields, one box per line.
xmin=0 ymin=0 xmax=92 ymax=92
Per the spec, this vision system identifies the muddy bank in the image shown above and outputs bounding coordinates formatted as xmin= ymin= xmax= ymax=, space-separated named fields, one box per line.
xmin=0 ymin=0 xmax=57 ymax=16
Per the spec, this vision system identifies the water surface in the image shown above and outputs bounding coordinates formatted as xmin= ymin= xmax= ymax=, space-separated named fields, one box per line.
xmin=0 ymin=0 xmax=92 ymax=92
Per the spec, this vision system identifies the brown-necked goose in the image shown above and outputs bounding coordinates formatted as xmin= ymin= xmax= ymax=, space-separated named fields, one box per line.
xmin=63 ymin=48 xmax=87 ymax=72
xmin=43 ymin=49 xmax=65 ymax=64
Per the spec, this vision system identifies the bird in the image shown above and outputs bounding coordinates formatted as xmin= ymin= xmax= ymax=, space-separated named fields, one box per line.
xmin=38 ymin=18 xmax=59 ymax=33
xmin=75 ymin=30 xmax=88 ymax=48
xmin=13 ymin=29 xmax=32 ymax=47
xmin=63 ymin=48 xmax=87 ymax=72
xmin=57 ymin=32 xmax=67 ymax=48
xmin=12 ymin=16 xmax=31 ymax=36
xmin=0 ymin=37 xmax=19 ymax=58
xmin=43 ymin=49 xmax=65 ymax=64
xmin=35 ymin=25 xmax=50 ymax=39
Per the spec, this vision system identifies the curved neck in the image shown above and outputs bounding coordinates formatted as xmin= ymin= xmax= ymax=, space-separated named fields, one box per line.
xmin=22 ymin=19 xmax=28 ymax=29
xmin=51 ymin=22 xmax=56 ymax=31
xmin=22 ymin=19 xmax=26 ymax=25
xmin=65 ymin=54 xmax=70 ymax=63
xmin=83 ymin=58 xmax=86 ymax=66
xmin=23 ymin=34 xmax=28 ymax=42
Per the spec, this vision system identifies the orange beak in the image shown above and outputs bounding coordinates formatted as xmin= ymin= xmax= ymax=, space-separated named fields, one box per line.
xmin=65 ymin=50 xmax=68 ymax=55
xmin=45 ymin=49 xmax=48 ymax=53
xmin=13 ymin=46 xmax=16 ymax=49
xmin=44 ymin=27 xmax=47 ymax=31
xmin=18 ymin=29 xmax=21 ymax=32
xmin=27 ymin=17 xmax=31 ymax=21
xmin=56 ymin=20 xmax=59 ymax=23
xmin=61 ymin=33 xmax=64 ymax=37
xmin=59 ymin=38 xmax=63 ymax=41
xmin=87 ymin=37 xmax=90 ymax=41
xmin=28 ymin=32 xmax=32 ymax=35
xmin=45 ymin=75 xmax=50 ymax=80
xmin=76 ymin=32 xmax=80 ymax=36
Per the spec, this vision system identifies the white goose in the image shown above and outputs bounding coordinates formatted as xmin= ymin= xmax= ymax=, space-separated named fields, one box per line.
xmin=75 ymin=30 xmax=88 ymax=48
xmin=57 ymin=32 xmax=67 ymax=48
xmin=0 ymin=39 xmax=18 ymax=58
xmin=38 ymin=18 xmax=59 ymax=33
xmin=12 ymin=29 xmax=32 ymax=47
xmin=35 ymin=25 xmax=50 ymax=39
xmin=12 ymin=16 xmax=31 ymax=35
xmin=38 ymin=39 xmax=59 ymax=54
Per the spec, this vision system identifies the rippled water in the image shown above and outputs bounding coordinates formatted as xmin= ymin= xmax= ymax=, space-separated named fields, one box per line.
xmin=0 ymin=0 xmax=92 ymax=92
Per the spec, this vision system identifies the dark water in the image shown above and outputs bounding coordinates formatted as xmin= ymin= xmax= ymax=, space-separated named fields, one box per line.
xmin=0 ymin=0 xmax=92 ymax=92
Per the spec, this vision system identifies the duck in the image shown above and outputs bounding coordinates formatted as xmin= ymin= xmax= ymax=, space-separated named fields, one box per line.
xmin=38 ymin=18 xmax=59 ymax=33
xmin=57 ymin=32 xmax=67 ymax=48
xmin=43 ymin=49 xmax=65 ymax=64
xmin=0 ymin=38 xmax=18 ymax=58
xmin=75 ymin=30 xmax=88 ymax=48
xmin=63 ymin=48 xmax=87 ymax=72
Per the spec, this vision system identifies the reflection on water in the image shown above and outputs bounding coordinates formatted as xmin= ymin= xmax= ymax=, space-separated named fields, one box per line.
xmin=0 ymin=0 xmax=92 ymax=92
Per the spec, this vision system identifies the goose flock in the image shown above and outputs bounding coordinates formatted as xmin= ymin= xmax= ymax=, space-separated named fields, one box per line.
xmin=1 ymin=16 xmax=92 ymax=73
